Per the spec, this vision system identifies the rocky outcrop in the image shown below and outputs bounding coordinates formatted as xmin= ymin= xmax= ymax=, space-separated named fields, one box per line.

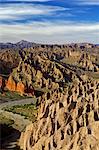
xmin=0 ymin=49 xmax=20 ymax=75
xmin=0 ymin=76 xmax=3 ymax=89
xmin=6 ymin=76 xmax=17 ymax=91
xmin=6 ymin=76 xmax=34 ymax=96
xmin=0 ymin=76 xmax=7 ymax=91
xmin=19 ymin=77 xmax=99 ymax=150
xmin=16 ymin=82 xmax=25 ymax=96
xmin=7 ymin=50 xmax=74 ymax=96
xmin=79 ymin=53 xmax=99 ymax=72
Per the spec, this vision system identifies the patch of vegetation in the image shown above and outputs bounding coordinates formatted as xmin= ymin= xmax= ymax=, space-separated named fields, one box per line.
xmin=0 ymin=90 xmax=29 ymax=101
xmin=4 ymin=103 xmax=38 ymax=122
xmin=0 ymin=114 xmax=14 ymax=126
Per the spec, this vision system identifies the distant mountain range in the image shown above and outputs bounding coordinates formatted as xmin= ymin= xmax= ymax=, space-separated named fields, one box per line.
xmin=0 ymin=40 xmax=37 ymax=50
xmin=0 ymin=40 xmax=99 ymax=50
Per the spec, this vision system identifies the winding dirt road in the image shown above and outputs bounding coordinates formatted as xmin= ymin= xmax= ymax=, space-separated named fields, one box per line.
xmin=0 ymin=97 xmax=37 ymax=109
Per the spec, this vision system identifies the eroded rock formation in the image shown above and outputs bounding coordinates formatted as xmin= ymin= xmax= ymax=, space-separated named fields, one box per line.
xmin=19 ymin=77 xmax=99 ymax=150
xmin=6 ymin=76 xmax=34 ymax=96
xmin=0 ymin=42 xmax=99 ymax=150
xmin=0 ymin=76 xmax=7 ymax=92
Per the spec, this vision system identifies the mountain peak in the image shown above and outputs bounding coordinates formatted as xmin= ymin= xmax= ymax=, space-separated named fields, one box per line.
xmin=17 ymin=40 xmax=31 ymax=44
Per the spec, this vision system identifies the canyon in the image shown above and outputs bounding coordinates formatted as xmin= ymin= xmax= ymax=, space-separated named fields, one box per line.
xmin=0 ymin=41 xmax=99 ymax=150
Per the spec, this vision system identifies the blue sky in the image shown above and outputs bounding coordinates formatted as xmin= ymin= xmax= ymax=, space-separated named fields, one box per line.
xmin=0 ymin=0 xmax=99 ymax=43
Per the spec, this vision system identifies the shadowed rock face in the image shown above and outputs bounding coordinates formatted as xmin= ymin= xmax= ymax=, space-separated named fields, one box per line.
xmin=0 ymin=76 xmax=7 ymax=91
xmin=0 ymin=49 xmax=20 ymax=75
xmin=0 ymin=123 xmax=20 ymax=149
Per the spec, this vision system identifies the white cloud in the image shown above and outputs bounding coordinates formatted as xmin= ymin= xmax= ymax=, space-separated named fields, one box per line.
xmin=76 ymin=0 xmax=99 ymax=5
xmin=0 ymin=3 xmax=66 ymax=20
xmin=0 ymin=21 xmax=99 ymax=44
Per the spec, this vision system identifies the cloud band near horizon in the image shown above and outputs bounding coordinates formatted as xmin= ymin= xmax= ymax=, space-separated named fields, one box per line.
xmin=0 ymin=21 xmax=99 ymax=44
xmin=0 ymin=0 xmax=99 ymax=43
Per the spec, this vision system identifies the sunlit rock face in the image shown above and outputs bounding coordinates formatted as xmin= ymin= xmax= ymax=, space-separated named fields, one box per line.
xmin=6 ymin=76 xmax=34 ymax=96
xmin=19 ymin=77 xmax=99 ymax=150
xmin=16 ymin=82 xmax=25 ymax=96
xmin=6 ymin=76 xmax=17 ymax=92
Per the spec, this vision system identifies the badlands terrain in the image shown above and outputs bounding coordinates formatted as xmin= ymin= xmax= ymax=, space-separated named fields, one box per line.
xmin=0 ymin=41 xmax=99 ymax=150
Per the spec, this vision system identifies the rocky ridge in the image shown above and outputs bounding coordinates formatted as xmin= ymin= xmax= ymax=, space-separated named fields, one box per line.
xmin=5 ymin=42 xmax=99 ymax=96
xmin=19 ymin=77 xmax=99 ymax=150
xmin=0 ymin=42 xmax=99 ymax=150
